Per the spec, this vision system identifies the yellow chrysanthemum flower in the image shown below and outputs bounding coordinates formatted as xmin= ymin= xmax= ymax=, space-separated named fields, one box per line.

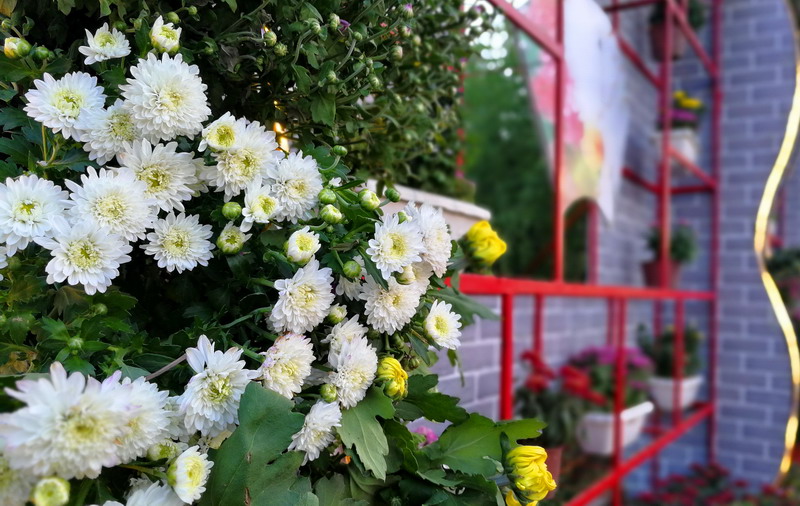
xmin=376 ymin=356 xmax=408 ymax=400
xmin=505 ymin=446 xmax=557 ymax=504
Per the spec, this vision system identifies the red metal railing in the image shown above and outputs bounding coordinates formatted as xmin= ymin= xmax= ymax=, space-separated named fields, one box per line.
xmin=464 ymin=0 xmax=722 ymax=504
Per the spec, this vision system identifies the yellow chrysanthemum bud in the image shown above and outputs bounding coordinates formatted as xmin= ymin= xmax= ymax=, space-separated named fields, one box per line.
xmin=31 ymin=477 xmax=70 ymax=506
xmin=465 ymin=221 xmax=507 ymax=266
xmin=505 ymin=446 xmax=557 ymax=504
xmin=375 ymin=356 xmax=408 ymax=400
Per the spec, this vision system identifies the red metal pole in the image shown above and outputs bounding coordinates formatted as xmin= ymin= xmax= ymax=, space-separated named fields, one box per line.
xmin=533 ymin=295 xmax=544 ymax=355
xmin=501 ymin=294 xmax=515 ymax=420
xmin=607 ymin=298 xmax=617 ymax=346
xmin=553 ymin=0 xmax=565 ymax=281
xmin=612 ymin=299 xmax=628 ymax=506
xmin=658 ymin=1 xmax=674 ymax=289
xmin=673 ymin=300 xmax=685 ymax=426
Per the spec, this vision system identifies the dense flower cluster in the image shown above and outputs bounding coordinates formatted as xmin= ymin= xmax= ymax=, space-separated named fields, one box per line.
xmin=0 ymin=17 xmax=478 ymax=505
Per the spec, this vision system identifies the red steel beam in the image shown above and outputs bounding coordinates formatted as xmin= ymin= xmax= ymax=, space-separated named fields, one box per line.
xmin=485 ymin=0 xmax=563 ymax=60
xmin=673 ymin=300 xmax=685 ymax=426
xmin=500 ymin=294 xmax=515 ymax=420
xmin=624 ymin=167 xmax=660 ymax=194
xmin=604 ymin=0 xmax=662 ymax=12
xmin=669 ymin=0 xmax=717 ymax=77
xmin=617 ymin=35 xmax=661 ymax=89
xmin=669 ymin=147 xmax=717 ymax=188
xmin=533 ymin=295 xmax=544 ymax=355
xmin=553 ymin=0 xmax=566 ymax=281
xmin=672 ymin=184 xmax=715 ymax=194
xmin=657 ymin=7 xmax=673 ymax=293
xmin=459 ymin=274 xmax=715 ymax=301
xmin=568 ymin=403 xmax=715 ymax=506
xmin=612 ymin=299 xmax=628 ymax=505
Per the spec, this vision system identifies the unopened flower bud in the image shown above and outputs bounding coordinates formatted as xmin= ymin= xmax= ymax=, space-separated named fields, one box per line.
xmin=1 ymin=20 xmax=12 ymax=31
xmin=352 ymin=31 xmax=363 ymax=41
xmin=332 ymin=145 xmax=348 ymax=157
xmin=217 ymin=223 xmax=249 ymax=255
xmin=391 ymin=334 xmax=405 ymax=348
xmin=396 ymin=264 xmax=416 ymax=285
xmin=327 ymin=303 xmax=347 ymax=324
xmin=286 ymin=228 xmax=320 ymax=264
xmin=390 ymin=45 xmax=403 ymax=61
xmin=359 ymin=189 xmax=380 ymax=211
xmin=376 ymin=356 xmax=408 ymax=400
xmin=397 ymin=211 xmax=410 ymax=224
xmin=367 ymin=328 xmax=381 ymax=340
xmin=401 ymin=3 xmax=414 ymax=18
xmin=150 ymin=16 xmax=181 ymax=54
xmin=147 ymin=439 xmax=183 ymax=461
xmin=113 ymin=20 xmax=127 ymax=31
xmin=400 ymin=26 xmax=412 ymax=38
xmin=385 ymin=187 xmax=401 ymax=202
xmin=407 ymin=355 xmax=422 ymax=370
xmin=4 ymin=37 xmax=31 ymax=59
xmin=326 ymin=70 xmax=339 ymax=83
xmin=67 ymin=337 xmax=83 ymax=350
xmin=263 ymin=30 xmax=277 ymax=47
xmin=321 ymin=383 xmax=338 ymax=403
xmin=222 ymin=201 xmax=242 ymax=220
xmin=133 ymin=18 xmax=143 ymax=30
xmin=89 ymin=303 xmax=108 ymax=316
xmin=166 ymin=11 xmax=180 ymax=24
xmin=328 ymin=13 xmax=341 ymax=31
xmin=308 ymin=19 xmax=322 ymax=34
xmin=31 ymin=477 xmax=70 ymax=506
xmin=412 ymin=34 xmax=422 ymax=47
xmin=274 ymin=42 xmax=288 ymax=56
xmin=343 ymin=260 xmax=361 ymax=279
xmin=321 ymin=204 xmax=343 ymax=224
xmin=32 ymin=46 xmax=50 ymax=61
xmin=369 ymin=75 xmax=382 ymax=89
xmin=319 ymin=188 xmax=337 ymax=205
xmin=187 ymin=6 xmax=198 ymax=16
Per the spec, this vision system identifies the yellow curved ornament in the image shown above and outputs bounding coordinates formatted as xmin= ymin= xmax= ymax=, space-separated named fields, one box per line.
xmin=755 ymin=0 xmax=800 ymax=480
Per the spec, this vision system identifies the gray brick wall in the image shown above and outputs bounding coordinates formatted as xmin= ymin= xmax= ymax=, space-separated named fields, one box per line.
xmin=434 ymin=0 xmax=797 ymax=493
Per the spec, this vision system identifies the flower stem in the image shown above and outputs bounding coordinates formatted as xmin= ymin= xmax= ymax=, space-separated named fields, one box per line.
xmin=144 ymin=354 xmax=187 ymax=381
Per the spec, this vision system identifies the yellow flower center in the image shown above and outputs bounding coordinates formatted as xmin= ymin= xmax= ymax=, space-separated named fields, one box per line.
xmin=296 ymin=234 xmax=315 ymax=252
xmin=108 ymin=111 xmax=136 ymax=141
xmin=159 ymin=26 xmax=179 ymax=43
xmin=162 ymin=227 xmax=192 ymax=258
xmin=65 ymin=239 xmax=102 ymax=270
xmin=433 ymin=315 xmax=449 ymax=335
xmin=183 ymin=456 xmax=205 ymax=487
xmin=254 ymin=195 xmax=277 ymax=216
xmin=209 ymin=124 xmax=236 ymax=148
xmin=62 ymin=406 xmax=104 ymax=443
xmin=53 ymin=89 xmax=84 ymax=118
xmin=95 ymin=32 xmax=116 ymax=47
xmin=287 ymin=179 xmax=308 ymax=198
xmin=224 ymin=149 xmax=260 ymax=180
xmin=93 ymin=194 xmax=127 ymax=222
xmin=13 ymin=199 xmax=40 ymax=220
xmin=206 ymin=375 xmax=233 ymax=403
xmin=157 ymin=86 xmax=185 ymax=111
xmin=138 ymin=164 xmax=173 ymax=194
xmin=386 ymin=232 xmax=408 ymax=259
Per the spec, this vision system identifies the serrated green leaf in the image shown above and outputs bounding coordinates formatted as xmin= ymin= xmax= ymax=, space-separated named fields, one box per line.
xmin=40 ymin=317 xmax=70 ymax=341
xmin=395 ymin=374 xmax=468 ymax=423
xmin=314 ymin=475 xmax=350 ymax=506
xmin=201 ymin=384 xmax=305 ymax=505
xmin=358 ymin=247 xmax=388 ymax=289
xmin=311 ymin=94 xmax=336 ymax=126
xmin=338 ymin=388 xmax=394 ymax=480
xmin=55 ymin=0 xmax=75 ymax=14
xmin=293 ymin=64 xmax=312 ymax=94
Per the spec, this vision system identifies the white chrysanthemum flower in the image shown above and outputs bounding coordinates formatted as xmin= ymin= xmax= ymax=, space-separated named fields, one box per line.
xmin=167 ymin=446 xmax=213 ymax=504
xmin=360 ymin=276 xmax=421 ymax=334
xmin=125 ymin=482 xmax=183 ymax=506
xmin=179 ymin=335 xmax=258 ymax=437
xmin=0 ymin=175 xmax=70 ymax=255
xmin=288 ymin=401 xmax=341 ymax=463
xmin=142 ymin=213 xmax=214 ymax=273
xmin=240 ymin=182 xmax=281 ymax=232
xmin=410 ymin=261 xmax=433 ymax=295
xmin=36 ymin=217 xmax=132 ymax=295
xmin=425 ymin=300 xmax=462 ymax=350
xmin=76 ymin=100 xmax=147 ymax=165
xmin=327 ymin=303 xmax=347 ymax=324
xmin=270 ymin=259 xmax=335 ymax=334
xmin=267 ymin=151 xmax=323 ymax=223
xmin=0 ymin=363 xmax=135 ymax=479
xmin=366 ymin=214 xmax=424 ymax=280
xmin=216 ymin=222 xmax=251 ymax=254
xmin=0 ymin=247 xmax=7 ymax=281
xmin=258 ymin=333 xmax=314 ymax=399
xmin=335 ymin=256 xmax=364 ymax=300
xmin=206 ymin=120 xmax=280 ymax=200
xmin=116 ymin=377 xmax=170 ymax=463
xmin=163 ymin=396 xmax=191 ymax=442
xmin=24 ymin=72 xmax=106 ymax=140
xmin=117 ymin=140 xmax=200 ymax=212
xmin=405 ymin=203 xmax=452 ymax=277
xmin=120 ymin=53 xmax=211 ymax=141
xmin=79 ymin=23 xmax=130 ymax=65
xmin=0 ymin=448 xmax=35 ymax=506
xmin=286 ymin=226 xmax=320 ymax=264
xmin=65 ymin=167 xmax=156 ymax=242
xmin=328 ymin=336 xmax=378 ymax=408
xmin=323 ymin=316 xmax=367 ymax=366
xmin=150 ymin=16 xmax=181 ymax=54
xmin=200 ymin=112 xmax=242 ymax=152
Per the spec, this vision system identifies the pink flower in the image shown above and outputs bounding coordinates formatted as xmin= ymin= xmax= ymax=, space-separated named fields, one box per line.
xmin=412 ymin=426 xmax=438 ymax=447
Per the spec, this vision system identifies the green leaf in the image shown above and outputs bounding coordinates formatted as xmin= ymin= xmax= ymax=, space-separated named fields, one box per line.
xmin=422 ymin=414 xmax=545 ymax=476
xmin=40 ymin=317 xmax=70 ymax=341
xmin=200 ymin=384 xmax=305 ymax=505
xmin=223 ymin=0 xmax=237 ymax=12
xmin=395 ymin=374 xmax=468 ymax=424
xmin=0 ymin=0 xmax=17 ymax=17
xmin=63 ymin=356 xmax=95 ymax=376
xmin=433 ymin=286 xmax=499 ymax=325
xmin=338 ymin=388 xmax=394 ymax=480
xmin=56 ymin=0 xmax=75 ymax=14
xmin=314 ymin=475 xmax=350 ymax=506
xmin=358 ymin=247 xmax=388 ymax=289
xmin=293 ymin=64 xmax=312 ymax=94
xmin=0 ymin=89 xmax=17 ymax=102
xmin=311 ymin=94 xmax=336 ymax=126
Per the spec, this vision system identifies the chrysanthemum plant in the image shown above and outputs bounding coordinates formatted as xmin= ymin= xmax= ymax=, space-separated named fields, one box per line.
xmin=0 ymin=3 xmax=546 ymax=505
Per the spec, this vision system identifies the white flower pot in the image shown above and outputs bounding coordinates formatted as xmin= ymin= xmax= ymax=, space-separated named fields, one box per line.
xmin=648 ymin=376 xmax=703 ymax=412
xmin=366 ymin=180 xmax=491 ymax=239
xmin=651 ymin=127 xmax=700 ymax=168
xmin=576 ymin=401 xmax=654 ymax=456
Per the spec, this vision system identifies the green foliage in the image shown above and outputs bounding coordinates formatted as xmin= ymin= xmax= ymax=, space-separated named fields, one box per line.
xmin=649 ymin=0 xmax=706 ymax=30
xmin=646 ymin=223 xmax=697 ymax=264
xmin=338 ymin=388 xmax=395 ymax=480
xmin=568 ymin=347 xmax=653 ymax=410
xmin=637 ymin=324 xmax=704 ymax=377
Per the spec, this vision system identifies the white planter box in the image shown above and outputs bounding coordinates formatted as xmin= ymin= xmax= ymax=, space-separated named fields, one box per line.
xmin=648 ymin=376 xmax=703 ymax=412
xmin=576 ymin=401 xmax=654 ymax=456
xmin=367 ymin=180 xmax=491 ymax=239
xmin=651 ymin=127 xmax=700 ymax=168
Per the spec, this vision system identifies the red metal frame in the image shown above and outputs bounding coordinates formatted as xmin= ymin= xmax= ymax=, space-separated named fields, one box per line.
xmin=465 ymin=0 xmax=722 ymax=503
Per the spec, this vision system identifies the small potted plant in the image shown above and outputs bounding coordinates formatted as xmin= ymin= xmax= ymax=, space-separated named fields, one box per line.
xmin=649 ymin=0 xmax=706 ymax=61
xmin=637 ymin=324 xmax=704 ymax=412
xmin=653 ymin=90 xmax=705 ymax=168
xmin=568 ymin=346 xmax=654 ymax=456
xmin=642 ymin=223 xmax=696 ymax=288
xmin=515 ymin=351 xmax=591 ymax=490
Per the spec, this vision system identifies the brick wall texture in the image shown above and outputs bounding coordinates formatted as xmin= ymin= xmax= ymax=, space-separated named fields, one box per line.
xmin=434 ymin=0 xmax=798 ymax=491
